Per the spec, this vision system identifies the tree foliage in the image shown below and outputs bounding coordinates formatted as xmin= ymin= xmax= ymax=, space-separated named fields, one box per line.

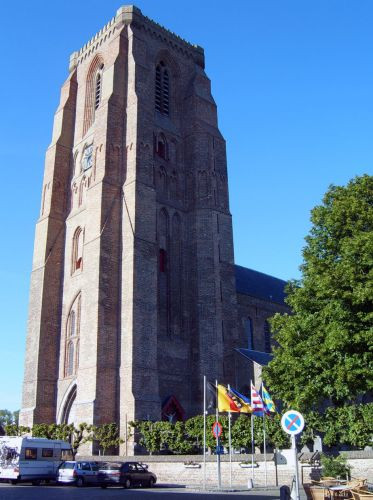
xmin=320 ymin=454 xmax=351 ymax=479
xmin=0 ymin=410 xmax=19 ymax=427
xmin=92 ymin=423 xmax=124 ymax=455
xmin=264 ymin=175 xmax=373 ymax=411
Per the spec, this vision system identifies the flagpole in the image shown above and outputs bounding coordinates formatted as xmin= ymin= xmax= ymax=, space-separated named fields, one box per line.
xmin=228 ymin=384 xmax=232 ymax=489
xmin=215 ymin=379 xmax=221 ymax=490
xmin=203 ymin=375 xmax=206 ymax=491
xmin=261 ymin=384 xmax=267 ymax=487
xmin=250 ymin=380 xmax=255 ymax=485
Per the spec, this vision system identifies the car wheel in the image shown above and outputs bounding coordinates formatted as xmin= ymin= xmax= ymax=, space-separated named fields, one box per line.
xmin=32 ymin=480 xmax=41 ymax=486
xmin=76 ymin=477 xmax=85 ymax=487
xmin=101 ymin=484 xmax=107 ymax=489
xmin=148 ymin=477 xmax=155 ymax=488
xmin=123 ymin=478 xmax=131 ymax=489
xmin=10 ymin=480 xmax=18 ymax=485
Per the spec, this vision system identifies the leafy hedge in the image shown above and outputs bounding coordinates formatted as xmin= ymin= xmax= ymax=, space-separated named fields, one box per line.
xmin=5 ymin=403 xmax=372 ymax=456
xmin=131 ymin=404 xmax=373 ymax=454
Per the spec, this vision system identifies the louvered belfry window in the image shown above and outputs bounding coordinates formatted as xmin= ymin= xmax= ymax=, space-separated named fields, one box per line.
xmin=155 ymin=62 xmax=170 ymax=115
xmin=95 ymin=72 xmax=102 ymax=110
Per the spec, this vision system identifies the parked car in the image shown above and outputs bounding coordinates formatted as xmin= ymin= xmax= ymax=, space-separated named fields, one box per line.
xmin=98 ymin=461 xmax=157 ymax=489
xmin=57 ymin=461 xmax=101 ymax=487
xmin=0 ymin=436 xmax=72 ymax=485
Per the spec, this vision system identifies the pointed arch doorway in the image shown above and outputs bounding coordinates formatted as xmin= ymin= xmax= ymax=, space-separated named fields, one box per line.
xmin=60 ymin=385 xmax=77 ymax=424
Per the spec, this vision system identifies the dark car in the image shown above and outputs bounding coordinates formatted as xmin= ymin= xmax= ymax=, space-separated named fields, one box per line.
xmin=98 ymin=461 xmax=157 ymax=489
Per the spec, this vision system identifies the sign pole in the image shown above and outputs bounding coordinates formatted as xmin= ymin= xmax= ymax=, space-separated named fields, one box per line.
xmin=203 ymin=375 xmax=206 ymax=491
xmin=215 ymin=380 xmax=221 ymax=490
xmin=281 ymin=410 xmax=304 ymax=500
xmin=292 ymin=434 xmax=300 ymax=500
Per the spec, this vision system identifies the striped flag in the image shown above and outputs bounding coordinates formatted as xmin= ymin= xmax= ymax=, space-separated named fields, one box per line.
xmin=262 ymin=384 xmax=276 ymax=415
xmin=228 ymin=387 xmax=252 ymax=414
xmin=250 ymin=382 xmax=264 ymax=416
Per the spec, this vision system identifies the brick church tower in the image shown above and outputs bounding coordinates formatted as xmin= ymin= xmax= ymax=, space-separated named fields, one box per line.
xmin=20 ymin=5 xmax=239 ymax=438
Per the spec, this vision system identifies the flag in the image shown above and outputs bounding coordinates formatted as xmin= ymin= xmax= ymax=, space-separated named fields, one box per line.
xmin=250 ymin=382 xmax=264 ymax=416
xmin=217 ymin=384 xmax=241 ymax=412
xmin=228 ymin=387 xmax=252 ymax=414
xmin=206 ymin=381 xmax=217 ymax=413
xmin=262 ymin=384 xmax=276 ymax=415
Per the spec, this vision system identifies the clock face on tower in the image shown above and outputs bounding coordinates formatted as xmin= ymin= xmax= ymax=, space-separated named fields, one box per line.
xmin=81 ymin=144 xmax=93 ymax=172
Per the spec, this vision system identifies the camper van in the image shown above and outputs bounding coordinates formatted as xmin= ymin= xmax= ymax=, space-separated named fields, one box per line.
xmin=0 ymin=436 xmax=73 ymax=484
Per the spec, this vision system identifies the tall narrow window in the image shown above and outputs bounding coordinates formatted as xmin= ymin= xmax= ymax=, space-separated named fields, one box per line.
xmin=83 ymin=56 xmax=104 ymax=135
xmin=64 ymin=294 xmax=81 ymax=378
xmin=245 ymin=317 xmax=254 ymax=350
xmin=159 ymin=248 xmax=167 ymax=273
xmin=155 ymin=61 xmax=170 ymax=115
xmin=155 ymin=66 xmax=162 ymax=112
xmin=163 ymin=70 xmax=169 ymax=115
xmin=156 ymin=134 xmax=167 ymax=159
xmin=264 ymin=320 xmax=271 ymax=353
xmin=69 ymin=311 xmax=75 ymax=337
xmin=75 ymin=339 xmax=80 ymax=371
xmin=95 ymin=72 xmax=102 ymax=110
xmin=66 ymin=342 xmax=74 ymax=377
xmin=158 ymin=209 xmax=169 ymax=336
xmin=72 ymin=227 xmax=84 ymax=274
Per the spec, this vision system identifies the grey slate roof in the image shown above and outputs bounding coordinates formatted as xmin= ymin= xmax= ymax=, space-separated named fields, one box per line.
xmin=235 ymin=265 xmax=287 ymax=305
xmin=235 ymin=348 xmax=273 ymax=366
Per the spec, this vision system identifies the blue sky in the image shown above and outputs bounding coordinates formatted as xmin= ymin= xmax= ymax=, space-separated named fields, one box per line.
xmin=0 ymin=0 xmax=371 ymax=411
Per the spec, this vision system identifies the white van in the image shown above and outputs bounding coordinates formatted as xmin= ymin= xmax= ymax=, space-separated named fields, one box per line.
xmin=0 ymin=436 xmax=73 ymax=484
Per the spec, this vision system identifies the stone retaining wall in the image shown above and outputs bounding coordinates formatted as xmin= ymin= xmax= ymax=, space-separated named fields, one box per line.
xmin=77 ymin=452 xmax=373 ymax=487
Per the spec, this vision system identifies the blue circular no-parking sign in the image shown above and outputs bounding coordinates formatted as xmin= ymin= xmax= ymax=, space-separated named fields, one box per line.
xmin=281 ymin=410 xmax=305 ymax=435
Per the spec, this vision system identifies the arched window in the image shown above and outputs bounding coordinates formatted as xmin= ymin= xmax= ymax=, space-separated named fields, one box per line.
xmin=155 ymin=134 xmax=167 ymax=159
xmin=64 ymin=294 xmax=81 ymax=378
xmin=75 ymin=339 xmax=80 ymax=371
xmin=157 ymin=166 xmax=167 ymax=196
xmin=83 ymin=56 xmax=104 ymax=135
xmin=264 ymin=320 xmax=271 ymax=353
xmin=95 ymin=72 xmax=102 ymax=110
xmin=159 ymin=248 xmax=167 ymax=272
xmin=69 ymin=310 xmax=76 ymax=337
xmin=72 ymin=227 xmax=84 ymax=274
xmin=155 ymin=61 xmax=170 ymax=115
xmin=66 ymin=342 xmax=74 ymax=377
xmin=158 ymin=209 xmax=170 ymax=335
xmin=245 ymin=317 xmax=254 ymax=350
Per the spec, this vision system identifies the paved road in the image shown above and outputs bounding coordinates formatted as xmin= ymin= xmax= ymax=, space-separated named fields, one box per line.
xmin=0 ymin=483 xmax=283 ymax=499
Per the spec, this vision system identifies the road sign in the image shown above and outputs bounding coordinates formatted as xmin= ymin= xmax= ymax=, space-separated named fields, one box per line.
xmin=281 ymin=410 xmax=304 ymax=435
xmin=212 ymin=421 xmax=222 ymax=438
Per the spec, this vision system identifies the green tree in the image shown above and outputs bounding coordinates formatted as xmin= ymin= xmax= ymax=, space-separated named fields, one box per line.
xmin=130 ymin=421 xmax=167 ymax=455
xmin=4 ymin=424 xmax=30 ymax=436
xmin=264 ymin=175 xmax=373 ymax=411
xmin=185 ymin=415 xmax=229 ymax=450
xmin=70 ymin=423 xmax=94 ymax=458
xmin=231 ymin=415 xmax=252 ymax=450
xmin=31 ymin=423 xmax=93 ymax=457
xmin=0 ymin=410 xmax=15 ymax=427
xmin=320 ymin=454 xmax=351 ymax=479
xmin=92 ymin=423 xmax=124 ymax=455
xmin=165 ymin=421 xmax=195 ymax=454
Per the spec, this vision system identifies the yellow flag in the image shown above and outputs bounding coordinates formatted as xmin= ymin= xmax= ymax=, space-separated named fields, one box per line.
xmin=217 ymin=384 xmax=251 ymax=413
